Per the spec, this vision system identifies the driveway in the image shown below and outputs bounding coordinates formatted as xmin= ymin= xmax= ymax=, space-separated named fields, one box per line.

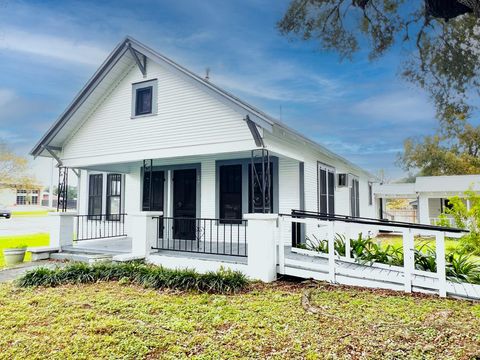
xmin=0 ymin=216 xmax=50 ymax=236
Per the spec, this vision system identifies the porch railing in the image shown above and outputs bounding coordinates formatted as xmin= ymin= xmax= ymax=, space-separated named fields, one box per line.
xmin=151 ymin=216 xmax=248 ymax=257
xmin=430 ymin=217 xmax=456 ymax=227
xmin=75 ymin=214 xmax=127 ymax=241
xmin=280 ymin=210 xmax=467 ymax=298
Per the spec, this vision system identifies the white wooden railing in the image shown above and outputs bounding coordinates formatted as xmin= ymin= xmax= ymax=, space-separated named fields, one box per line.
xmin=430 ymin=217 xmax=456 ymax=227
xmin=278 ymin=212 xmax=466 ymax=298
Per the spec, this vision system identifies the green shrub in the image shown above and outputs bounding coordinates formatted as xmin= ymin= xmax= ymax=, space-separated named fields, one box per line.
xmin=440 ymin=190 xmax=480 ymax=256
xmin=414 ymin=244 xmax=437 ymax=272
xmin=300 ymin=233 xmax=480 ymax=285
xmin=17 ymin=261 xmax=248 ymax=293
xmin=445 ymin=253 xmax=480 ymax=283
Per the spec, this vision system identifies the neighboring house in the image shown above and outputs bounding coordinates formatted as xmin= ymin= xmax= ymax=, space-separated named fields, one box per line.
xmin=31 ymin=36 xmax=375 ymax=228
xmin=374 ymin=175 xmax=480 ymax=226
xmin=0 ymin=183 xmax=43 ymax=207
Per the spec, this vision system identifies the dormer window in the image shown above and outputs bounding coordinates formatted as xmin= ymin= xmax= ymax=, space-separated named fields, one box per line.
xmin=135 ymin=86 xmax=152 ymax=115
xmin=131 ymin=79 xmax=157 ymax=118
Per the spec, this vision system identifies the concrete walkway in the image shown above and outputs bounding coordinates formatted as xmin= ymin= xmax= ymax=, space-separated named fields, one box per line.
xmin=0 ymin=261 xmax=65 ymax=283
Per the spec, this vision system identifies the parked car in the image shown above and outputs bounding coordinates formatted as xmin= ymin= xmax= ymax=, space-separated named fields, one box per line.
xmin=0 ymin=206 xmax=11 ymax=219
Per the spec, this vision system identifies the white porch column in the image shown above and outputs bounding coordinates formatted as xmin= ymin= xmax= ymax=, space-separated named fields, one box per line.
xmin=130 ymin=211 xmax=163 ymax=257
xmin=418 ymin=195 xmax=430 ymax=225
xmin=49 ymin=212 xmax=76 ymax=250
xmin=244 ymin=213 xmax=278 ymax=282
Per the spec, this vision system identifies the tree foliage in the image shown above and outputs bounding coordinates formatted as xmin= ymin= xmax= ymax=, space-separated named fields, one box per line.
xmin=0 ymin=141 xmax=36 ymax=188
xmin=278 ymin=0 xmax=480 ymax=175
xmin=440 ymin=189 xmax=480 ymax=255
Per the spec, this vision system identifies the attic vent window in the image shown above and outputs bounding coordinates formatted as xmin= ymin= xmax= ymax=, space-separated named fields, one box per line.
xmin=131 ymin=79 xmax=158 ymax=118
xmin=136 ymin=86 xmax=152 ymax=115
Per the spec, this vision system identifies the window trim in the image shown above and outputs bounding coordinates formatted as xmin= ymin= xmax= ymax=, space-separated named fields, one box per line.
xmin=317 ymin=162 xmax=335 ymax=215
xmin=215 ymin=158 xmax=278 ymax=221
xmin=368 ymin=182 xmax=373 ymax=206
xmin=131 ymin=79 xmax=158 ymax=118
xmin=106 ymin=174 xmax=122 ymax=221
xmin=350 ymin=176 xmax=360 ymax=217
xmin=88 ymin=174 xmax=103 ymax=219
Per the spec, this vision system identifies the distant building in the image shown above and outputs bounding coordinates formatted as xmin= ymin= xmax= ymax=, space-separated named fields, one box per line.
xmin=0 ymin=183 xmax=44 ymax=207
xmin=374 ymin=175 xmax=480 ymax=226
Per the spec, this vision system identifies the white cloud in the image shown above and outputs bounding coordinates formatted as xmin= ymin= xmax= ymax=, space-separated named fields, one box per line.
xmin=0 ymin=28 xmax=108 ymax=66
xmin=211 ymin=60 xmax=344 ymax=104
xmin=350 ymin=91 xmax=435 ymax=123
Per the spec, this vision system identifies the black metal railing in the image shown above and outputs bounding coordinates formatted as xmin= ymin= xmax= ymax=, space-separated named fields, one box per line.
xmin=151 ymin=216 xmax=248 ymax=257
xmin=75 ymin=214 xmax=127 ymax=241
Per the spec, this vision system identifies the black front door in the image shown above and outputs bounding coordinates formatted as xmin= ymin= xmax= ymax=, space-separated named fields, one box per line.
xmin=173 ymin=169 xmax=197 ymax=240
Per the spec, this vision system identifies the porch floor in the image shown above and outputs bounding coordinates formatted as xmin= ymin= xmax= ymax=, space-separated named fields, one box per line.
xmin=65 ymin=237 xmax=132 ymax=254
xmin=150 ymin=249 xmax=248 ymax=265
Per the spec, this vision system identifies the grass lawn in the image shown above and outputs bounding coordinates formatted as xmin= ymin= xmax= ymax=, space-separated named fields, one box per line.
xmin=0 ymin=281 xmax=479 ymax=359
xmin=11 ymin=210 xmax=51 ymax=217
xmin=375 ymin=234 xmax=460 ymax=252
xmin=0 ymin=233 xmax=49 ymax=268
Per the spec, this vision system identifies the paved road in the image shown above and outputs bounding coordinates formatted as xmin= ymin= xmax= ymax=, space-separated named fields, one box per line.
xmin=0 ymin=216 xmax=50 ymax=236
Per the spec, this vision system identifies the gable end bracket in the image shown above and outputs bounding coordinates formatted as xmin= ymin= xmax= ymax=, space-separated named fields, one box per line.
xmin=245 ymin=115 xmax=264 ymax=148
xmin=127 ymin=43 xmax=147 ymax=76
xmin=42 ymin=145 xmax=79 ymax=177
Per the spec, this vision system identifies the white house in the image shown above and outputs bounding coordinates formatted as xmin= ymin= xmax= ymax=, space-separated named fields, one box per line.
xmin=31 ymin=36 xmax=375 ymax=234
xmin=30 ymin=37 xmax=480 ymax=300
xmin=374 ymin=175 xmax=480 ymax=226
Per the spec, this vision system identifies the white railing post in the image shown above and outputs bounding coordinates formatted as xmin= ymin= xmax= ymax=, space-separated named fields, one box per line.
xmin=402 ymin=229 xmax=414 ymax=293
xmin=130 ymin=211 xmax=163 ymax=257
xmin=49 ymin=212 xmax=76 ymax=251
xmin=345 ymin=225 xmax=351 ymax=260
xmin=278 ymin=216 xmax=286 ymax=274
xmin=328 ymin=221 xmax=336 ymax=283
xmin=244 ymin=213 xmax=278 ymax=282
xmin=436 ymin=232 xmax=447 ymax=297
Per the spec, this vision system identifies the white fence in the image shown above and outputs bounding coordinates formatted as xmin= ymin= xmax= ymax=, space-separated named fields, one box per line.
xmin=277 ymin=214 xmax=476 ymax=299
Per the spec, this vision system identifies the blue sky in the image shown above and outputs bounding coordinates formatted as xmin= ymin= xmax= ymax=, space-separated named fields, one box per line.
xmin=0 ymin=0 xmax=439 ymax=184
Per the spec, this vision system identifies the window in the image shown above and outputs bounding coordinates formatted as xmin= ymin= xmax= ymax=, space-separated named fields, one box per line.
xmin=318 ymin=164 xmax=335 ymax=215
xmin=132 ymin=79 xmax=157 ymax=117
xmin=249 ymin=162 xmax=274 ymax=213
xmin=142 ymin=170 xmax=164 ymax=211
xmin=350 ymin=177 xmax=360 ymax=217
xmin=135 ymin=86 xmax=152 ymax=115
xmin=443 ymin=198 xmax=453 ymax=211
xmin=216 ymin=158 xmax=277 ymax=220
xmin=368 ymin=182 xmax=373 ymax=206
xmin=107 ymin=174 xmax=122 ymax=221
xmin=219 ymin=165 xmax=242 ymax=223
xmin=88 ymin=174 xmax=103 ymax=219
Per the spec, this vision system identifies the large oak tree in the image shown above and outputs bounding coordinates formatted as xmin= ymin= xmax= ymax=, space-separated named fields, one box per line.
xmin=278 ymin=0 xmax=480 ymax=175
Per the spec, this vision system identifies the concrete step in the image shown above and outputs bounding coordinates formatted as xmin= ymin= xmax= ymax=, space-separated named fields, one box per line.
xmin=63 ymin=244 xmax=128 ymax=255
xmin=50 ymin=252 xmax=113 ymax=264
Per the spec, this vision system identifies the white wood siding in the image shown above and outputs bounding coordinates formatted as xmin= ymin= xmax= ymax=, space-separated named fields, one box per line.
xmin=278 ymin=158 xmax=300 ymax=245
xmin=62 ymin=61 xmax=253 ymax=162
xmin=264 ymin=131 xmax=376 ymax=219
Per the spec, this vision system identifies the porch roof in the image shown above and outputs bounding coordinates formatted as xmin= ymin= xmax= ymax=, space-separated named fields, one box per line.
xmin=374 ymin=174 xmax=480 ymax=198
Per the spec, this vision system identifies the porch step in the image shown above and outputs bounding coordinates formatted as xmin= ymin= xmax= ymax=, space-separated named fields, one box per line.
xmin=61 ymin=246 xmax=123 ymax=255
xmin=50 ymin=251 xmax=113 ymax=264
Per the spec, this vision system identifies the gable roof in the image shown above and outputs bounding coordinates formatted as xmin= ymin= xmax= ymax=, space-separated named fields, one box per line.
xmin=30 ymin=36 xmax=372 ymax=177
